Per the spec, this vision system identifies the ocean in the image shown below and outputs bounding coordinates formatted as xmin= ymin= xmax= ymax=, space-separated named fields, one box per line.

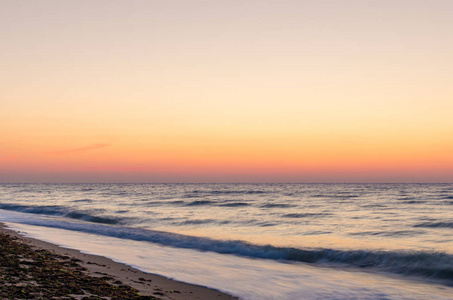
xmin=0 ymin=183 xmax=452 ymax=299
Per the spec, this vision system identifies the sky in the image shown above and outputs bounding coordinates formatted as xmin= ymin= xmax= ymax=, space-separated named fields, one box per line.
xmin=1 ymin=0 xmax=453 ymax=183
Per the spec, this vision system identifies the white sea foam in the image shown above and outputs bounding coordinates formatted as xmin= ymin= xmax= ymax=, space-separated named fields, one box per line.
xmin=5 ymin=222 xmax=453 ymax=300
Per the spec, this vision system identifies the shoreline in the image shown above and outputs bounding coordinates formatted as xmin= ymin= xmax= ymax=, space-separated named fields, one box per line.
xmin=0 ymin=222 xmax=238 ymax=300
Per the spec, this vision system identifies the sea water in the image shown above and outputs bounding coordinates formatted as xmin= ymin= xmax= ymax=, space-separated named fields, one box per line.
xmin=0 ymin=183 xmax=452 ymax=299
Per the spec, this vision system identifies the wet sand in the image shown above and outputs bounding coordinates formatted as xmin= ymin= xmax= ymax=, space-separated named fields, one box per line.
xmin=0 ymin=222 xmax=238 ymax=300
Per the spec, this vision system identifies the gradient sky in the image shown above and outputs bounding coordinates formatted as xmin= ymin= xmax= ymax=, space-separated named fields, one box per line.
xmin=1 ymin=0 xmax=453 ymax=183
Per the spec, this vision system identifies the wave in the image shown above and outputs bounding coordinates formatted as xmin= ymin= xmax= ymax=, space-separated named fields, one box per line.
xmin=218 ymin=202 xmax=250 ymax=207
xmin=311 ymin=194 xmax=360 ymax=199
xmin=71 ymin=199 xmax=93 ymax=203
xmin=180 ymin=219 xmax=217 ymax=225
xmin=310 ymin=194 xmax=328 ymax=198
xmin=7 ymin=217 xmax=453 ymax=284
xmin=186 ymin=200 xmax=216 ymax=206
xmin=0 ymin=203 xmax=119 ymax=225
xmin=187 ymin=190 xmax=268 ymax=196
xmin=360 ymin=204 xmax=388 ymax=208
xmin=261 ymin=203 xmax=295 ymax=208
xmin=244 ymin=191 xmax=267 ymax=194
xmin=282 ymin=213 xmax=331 ymax=218
xmin=145 ymin=200 xmax=185 ymax=206
xmin=401 ymin=200 xmax=427 ymax=204
xmin=349 ymin=230 xmax=425 ymax=237
xmin=414 ymin=222 xmax=453 ymax=228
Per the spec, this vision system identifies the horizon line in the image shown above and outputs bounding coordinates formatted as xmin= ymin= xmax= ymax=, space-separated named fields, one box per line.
xmin=0 ymin=182 xmax=451 ymax=185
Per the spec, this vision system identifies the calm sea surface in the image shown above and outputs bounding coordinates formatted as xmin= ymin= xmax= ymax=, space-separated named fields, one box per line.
xmin=1 ymin=183 xmax=453 ymax=299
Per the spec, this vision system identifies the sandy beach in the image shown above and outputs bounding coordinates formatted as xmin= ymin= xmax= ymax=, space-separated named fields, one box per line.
xmin=0 ymin=222 xmax=237 ymax=300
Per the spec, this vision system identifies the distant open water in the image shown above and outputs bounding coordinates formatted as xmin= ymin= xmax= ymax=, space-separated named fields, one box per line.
xmin=1 ymin=183 xmax=453 ymax=299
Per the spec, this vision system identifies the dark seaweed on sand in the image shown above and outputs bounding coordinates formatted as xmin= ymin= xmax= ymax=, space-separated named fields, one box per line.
xmin=0 ymin=232 xmax=157 ymax=299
